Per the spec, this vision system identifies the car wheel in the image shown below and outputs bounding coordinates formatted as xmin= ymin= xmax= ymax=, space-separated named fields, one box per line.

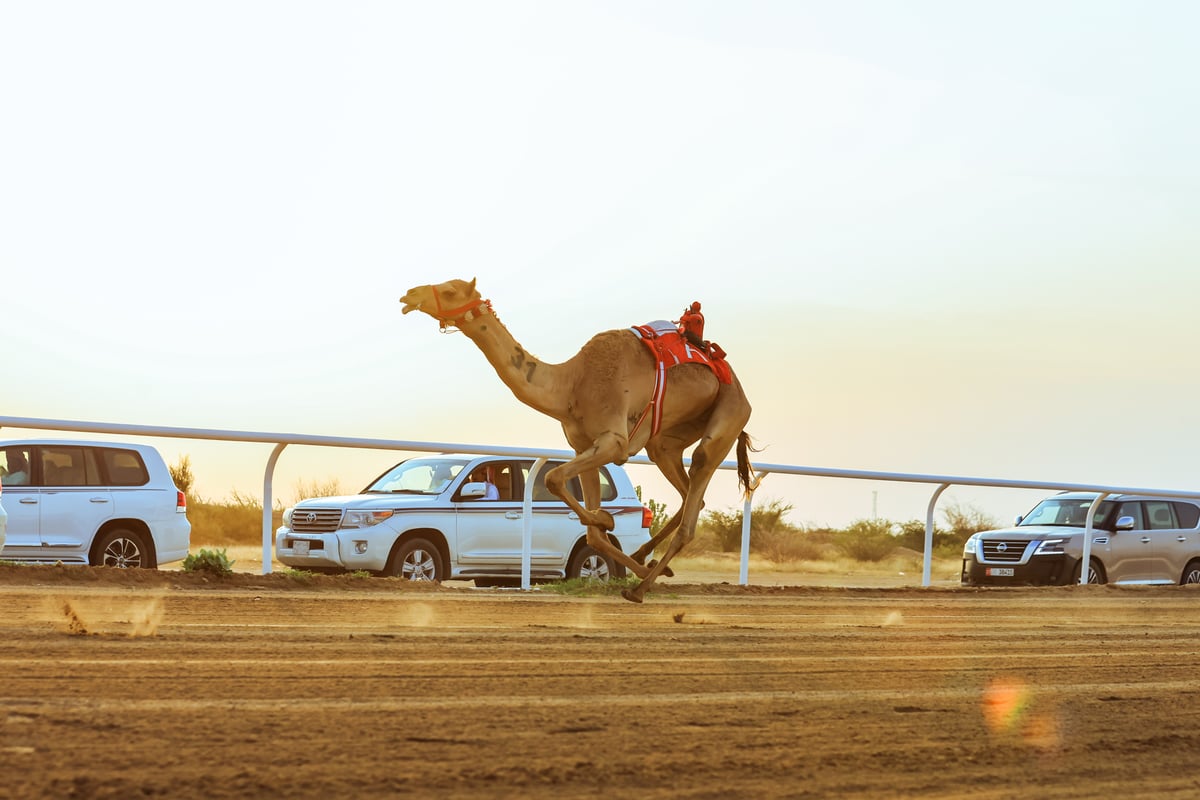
xmin=568 ymin=544 xmax=622 ymax=582
xmin=1073 ymin=558 xmax=1106 ymax=585
xmin=388 ymin=538 xmax=444 ymax=582
xmin=1181 ymin=560 xmax=1200 ymax=585
xmin=93 ymin=527 xmax=154 ymax=569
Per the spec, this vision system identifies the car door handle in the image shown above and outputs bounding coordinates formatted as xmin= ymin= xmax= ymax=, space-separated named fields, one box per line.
xmin=568 ymin=512 xmax=579 ymax=520
xmin=1140 ymin=537 xmax=1152 ymax=544
xmin=1178 ymin=536 xmax=1189 ymax=543
xmin=19 ymin=497 xmax=38 ymax=504
xmin=90 ymin=497 xmax=110 ymax=504
xmin=505 ymin=511 xmax=522 ymax=519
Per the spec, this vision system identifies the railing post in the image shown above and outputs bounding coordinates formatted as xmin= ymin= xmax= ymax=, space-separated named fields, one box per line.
xmin=739 ymin=471 xmax=767 ymax=586
xmin=262 ymin=443 xmax=288 ymax=575
xmin=523 ymin=457 xmax=547 ymax=591
xmin=924 ymin=483 xmax=950 ymax=587
xmin=1080 ymin=492 xmax=1109 ymax=585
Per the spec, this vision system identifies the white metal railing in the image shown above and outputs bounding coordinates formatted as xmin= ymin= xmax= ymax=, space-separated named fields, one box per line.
xmin=5 ymin=415 xmax=1200 ymax=587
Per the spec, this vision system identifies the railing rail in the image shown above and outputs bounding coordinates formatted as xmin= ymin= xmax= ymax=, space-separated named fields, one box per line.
xmin=5 ymin=415 xmax=1200 ymax=587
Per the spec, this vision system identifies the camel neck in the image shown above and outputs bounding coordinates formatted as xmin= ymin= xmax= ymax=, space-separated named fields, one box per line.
xmin=459 ymin=313 xmax=567 ymax=420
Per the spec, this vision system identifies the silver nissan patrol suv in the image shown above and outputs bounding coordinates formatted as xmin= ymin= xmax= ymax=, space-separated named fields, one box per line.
xmin=276 ymin=453 xmax=653 ymax=585
xmin=962 ymin=491 xmax=1200 ymax=586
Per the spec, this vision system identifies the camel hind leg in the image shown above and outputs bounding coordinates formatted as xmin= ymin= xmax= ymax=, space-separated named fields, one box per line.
xmin=629 ymin=431 xmax=698 ymax=568
xmin=622 ymin=386 xmax=751 ymax=603
xmin=621 ymin=431 xmax=731 ymax=603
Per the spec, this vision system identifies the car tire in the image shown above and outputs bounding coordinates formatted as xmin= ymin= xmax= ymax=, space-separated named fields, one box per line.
xmin=1181 ymin=560 xmax=1200 ymax=585
xmin=92 ymin=527 xmax=155 ymax=569
xmin=387 ymin=538 xmax=445 ymax=582
xmin=1073 ymin=558 xmax=1106 ymax=585
xmin=568 ymin=544 xmax=623 ymax=582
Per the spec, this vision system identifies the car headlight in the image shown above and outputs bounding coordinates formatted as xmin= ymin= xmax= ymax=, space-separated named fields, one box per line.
xmin=282 ymin=507 xmax=294 ymax=526
xmin=962 ymin=533 xmax=979 ymax=557
xmin=1035 ymin=538 xmax=1066 ymax=555
xmin=340 ymin=510 xmax=395 ymax=529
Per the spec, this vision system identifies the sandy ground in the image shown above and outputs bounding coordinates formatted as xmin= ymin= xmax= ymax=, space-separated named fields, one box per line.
xmin=4 ymin=564 xmax=1200 ymax=799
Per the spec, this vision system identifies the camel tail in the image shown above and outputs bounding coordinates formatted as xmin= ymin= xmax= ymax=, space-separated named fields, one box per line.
xmin=736 ymin=431 xmax=761 ymax=497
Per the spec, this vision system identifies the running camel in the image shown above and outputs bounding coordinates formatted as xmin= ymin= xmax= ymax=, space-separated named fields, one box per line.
xmin=400 ymin=278 xmax=756 ymax=603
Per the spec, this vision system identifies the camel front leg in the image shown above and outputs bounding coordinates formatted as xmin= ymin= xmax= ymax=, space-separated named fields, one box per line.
xmin=621 ymin=523 xmax=690 ymax=603
xmin=551 ymin=448 xmax=655 ymax=581
xmin=584 ymin=525 xmax=653 ymax=580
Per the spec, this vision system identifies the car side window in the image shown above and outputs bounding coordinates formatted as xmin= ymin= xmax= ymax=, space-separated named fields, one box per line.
xmin=40 ymin=446 xmax=103 ymax=487
xmin=1173 ymin=502 xmax=1200 ymax=529
xmin=101 ymin=448 xmax=149 ymax=486
xmin=523 ymin=461 xmax=617 ymax=503
xmin=457 ymin=462 xmax=515 ymax=502
xmin=1116 ymin=502 xmax=1143 ymax=530
xmin=0 ymin=446 xmax=33 ymax=486
xmin=1144 ymin=501 xmax=1177 ymax=530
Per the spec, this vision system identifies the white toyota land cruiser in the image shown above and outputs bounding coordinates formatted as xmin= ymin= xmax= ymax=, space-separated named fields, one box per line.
xmin=275 ymin=453 xmax=652 ymax=585
xmin=0 ymin=439 xmax=190 ymax=568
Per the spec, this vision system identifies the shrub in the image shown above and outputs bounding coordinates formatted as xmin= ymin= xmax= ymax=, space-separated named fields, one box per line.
xmin=169 ymin=455 xmax=195 ymax=497
xmin=835 ymin=518 xmax=898 ymax=562
xmin=941 ymin=500 xmax=1000 ymax=546
xmin=182 ymin=548 xmax=235 ymax=577
xmin=293 ymin=477 xmax=344 ymax=502
xmin=188 ymin=497 xmax=280 ymax=546
xmin=635 ymin=486 xmax=672 ymax=537
xmin=697 ymin=499 xmax=798 ymax=554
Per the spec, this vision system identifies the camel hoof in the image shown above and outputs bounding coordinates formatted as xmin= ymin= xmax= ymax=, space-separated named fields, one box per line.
xmin=620 ymin=588 xmax=644 ymax=604
xmin=648 ymin=560 xmax=674 ymax=578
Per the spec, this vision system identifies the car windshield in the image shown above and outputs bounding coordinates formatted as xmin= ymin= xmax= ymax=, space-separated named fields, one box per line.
xmin=362 ymin=457 xmax=469 ymax=494
xmin=1018 ymin=497 xmax=1116 ymax=528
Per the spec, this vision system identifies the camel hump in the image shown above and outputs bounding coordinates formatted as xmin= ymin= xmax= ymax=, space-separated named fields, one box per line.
xmin=631 ymin=320 xmax=678 ymax=338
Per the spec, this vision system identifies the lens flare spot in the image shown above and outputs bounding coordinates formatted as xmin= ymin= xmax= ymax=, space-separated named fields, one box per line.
xmin=982 ymin=676 xmax=1030 ymax=734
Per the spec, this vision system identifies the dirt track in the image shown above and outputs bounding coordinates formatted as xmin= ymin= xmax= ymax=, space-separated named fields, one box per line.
xmin=3 ymin=565 xmax=1200 ymax=799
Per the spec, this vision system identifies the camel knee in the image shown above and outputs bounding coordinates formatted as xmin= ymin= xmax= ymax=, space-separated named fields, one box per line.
xmin=544 ymin=467 xmax=568 ymax=496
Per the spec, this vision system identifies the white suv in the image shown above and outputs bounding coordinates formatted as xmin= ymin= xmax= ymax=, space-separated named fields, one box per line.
xmin=276 ymin=453 xmax=652 ymax=585
xmin=0 ymin=440 xmax=191 ymax=568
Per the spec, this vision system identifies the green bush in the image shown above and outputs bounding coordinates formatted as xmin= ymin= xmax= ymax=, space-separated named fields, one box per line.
xmin=699 ymin=498 xmax=797 ymax=553
xmin=182 ymin=548 xmax=235 ymax=577
xmin=835 ymin=518 xmax=898 ymax=562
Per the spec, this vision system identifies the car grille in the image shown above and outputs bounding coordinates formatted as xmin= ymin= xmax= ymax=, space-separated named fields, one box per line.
xmin=981 ymin=539 xmax=1029 ymax=563
xmin=289 ymin=509 xmax=343 ymax=533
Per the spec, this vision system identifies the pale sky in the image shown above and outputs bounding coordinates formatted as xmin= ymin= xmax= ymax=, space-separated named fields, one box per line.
xmin=4 ymin=1 xmax=1198 ymax=528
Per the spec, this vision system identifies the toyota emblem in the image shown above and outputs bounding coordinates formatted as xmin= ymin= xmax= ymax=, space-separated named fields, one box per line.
xmin=305 ymin=512 xmax=317 ymax=523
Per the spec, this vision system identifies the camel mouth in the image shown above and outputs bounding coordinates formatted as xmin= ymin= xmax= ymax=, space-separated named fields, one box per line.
xmin=400 ymin=301 xmax=416 ymax=314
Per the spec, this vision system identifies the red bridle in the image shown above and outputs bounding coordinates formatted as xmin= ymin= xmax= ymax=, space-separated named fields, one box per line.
xmin=431 ymin=294 xmax=494 ymax=332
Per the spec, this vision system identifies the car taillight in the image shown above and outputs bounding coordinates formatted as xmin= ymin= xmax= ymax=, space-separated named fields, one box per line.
xmin=176 ymin=490 xmax=187 ymax=512
xmin=641 ymin=506 xmax=653 ymax=528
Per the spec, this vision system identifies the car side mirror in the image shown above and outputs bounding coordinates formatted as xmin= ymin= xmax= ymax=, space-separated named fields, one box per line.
xmin=1014 ymin=515 xmax=1024 ymax=526
xmin=1115 ymin=515 xmax=1136 ymax=531
xmin=460 ymin=482 xmax=487 ymax=499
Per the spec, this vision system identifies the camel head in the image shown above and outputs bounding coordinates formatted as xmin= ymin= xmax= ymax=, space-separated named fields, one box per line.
xmin=400 ymin=278 xmax=484 ymax=327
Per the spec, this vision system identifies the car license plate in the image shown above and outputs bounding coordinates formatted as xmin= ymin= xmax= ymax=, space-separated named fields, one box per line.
xmin=294 ymin=539 xmax=310 ymax=556
xmin=986 ymin=567 xmax=1014 ymax=577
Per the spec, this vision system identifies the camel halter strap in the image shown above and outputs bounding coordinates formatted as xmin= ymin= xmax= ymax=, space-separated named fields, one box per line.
xmin=434 ymin=295 xmax=494 ymax=333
